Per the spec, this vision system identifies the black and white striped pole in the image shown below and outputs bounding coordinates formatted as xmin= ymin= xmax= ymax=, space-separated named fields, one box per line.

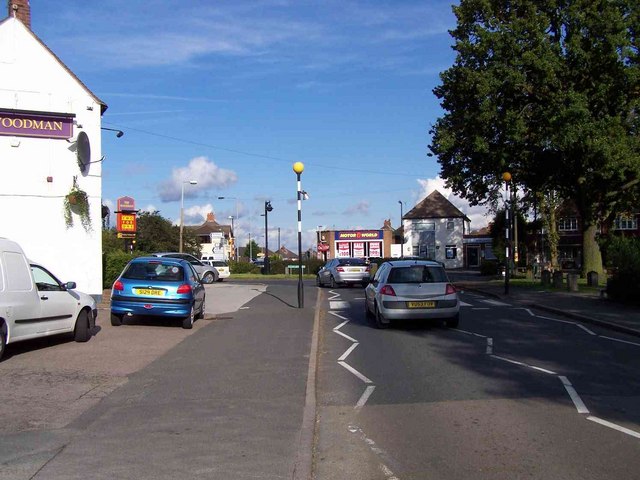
xmin=294 ymin=162 xmax=305 ymax=308
xmin=502 ymin=171 xmax=512 ymax=294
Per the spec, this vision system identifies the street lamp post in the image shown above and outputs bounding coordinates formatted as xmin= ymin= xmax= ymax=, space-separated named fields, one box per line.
xmin=264 ymin=201 xmax=273 ymax=274
xmin=179 ymin=180 xmax=198 ymax=253
xmin=101 ymin=126 xmax=124 ymax=137
xmin=228 ymin=215 xmax=235 ymax=260
xmin=218 ymin=197 xmax=239 ymax=260
xmin=398 ymin=200 xmax=405 ymax=259
xmin=502 ymin=172 xmax=512 ymax=294
xmin=293 ymin=162 xmax=305 ymax=308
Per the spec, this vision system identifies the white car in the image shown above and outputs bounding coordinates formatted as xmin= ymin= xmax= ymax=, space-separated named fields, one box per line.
xmin=364 ymin=259 xmax=459 ymax=329
xmin=0 ymin=238 xmax=96 ymax=360
xmin=201 ymin=260 xmax=230 ymax=281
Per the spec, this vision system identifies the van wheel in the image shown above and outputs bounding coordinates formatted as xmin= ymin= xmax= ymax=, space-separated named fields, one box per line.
xmin=74 ymin=310 xmax=90 ymax=342
xmin=182 ymin=306 xmax=195 ymax=329
xmin=0 ymin=327 xmax=6 ymax=361
xmin=110 ymin=312 xmax=123 ymax=326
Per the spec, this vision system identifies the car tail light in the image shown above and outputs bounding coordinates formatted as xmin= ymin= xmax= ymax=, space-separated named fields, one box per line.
xmin=336 ymin=267 xmax=345 ymax=272
xmin=380 ymin=285 xmax=396 ymax=296
xmin=446 ymin=284 xmax=457 ymax=295
xmin=177 ymin=284 xmax=192 ymax=294
xmin=113 ymin=280 xmax=124 ymax=291
xmin=365 ymin=266 xmax=370 ymax=272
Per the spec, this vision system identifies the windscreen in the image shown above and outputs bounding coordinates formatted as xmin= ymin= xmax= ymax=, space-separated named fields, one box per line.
xmin=123 ymin=262 xmax=185 ymax=282
xmin=388 ymin=266 xmax=448 ymax=284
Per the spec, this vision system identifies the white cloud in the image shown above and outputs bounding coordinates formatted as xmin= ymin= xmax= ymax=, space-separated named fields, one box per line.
xmin=159 ymin=156 xmax=238 ymax=202
xmin=416 ymin=177 xmax=492 ymax=231
xmin=343 ymin=201 xmax=370 ymax=216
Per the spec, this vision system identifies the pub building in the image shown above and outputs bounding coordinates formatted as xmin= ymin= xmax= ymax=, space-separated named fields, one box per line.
xmin=317 ymin=220 xmax=396 ymax=260
xmin=0 ymin=1 xmax=108 ymax=300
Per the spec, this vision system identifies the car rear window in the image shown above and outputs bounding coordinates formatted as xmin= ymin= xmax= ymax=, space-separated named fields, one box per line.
xmin=338 ymin=258 xmax=367 ymax=266
xmin=388 ymin=266 xmax=448 ymax=284
xmin=123 ymin=262 xmax=185 ymax=282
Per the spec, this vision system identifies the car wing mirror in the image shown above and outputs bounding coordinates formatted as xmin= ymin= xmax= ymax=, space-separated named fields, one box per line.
xmin=65 ymin=281 xmax=77 ymax=290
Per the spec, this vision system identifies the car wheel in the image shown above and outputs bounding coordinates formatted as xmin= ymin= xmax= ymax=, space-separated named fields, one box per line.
xmin=182 ymin=306 xmax=195 ymax=329
xmin=110 ymin=312 xmax=123 ymax=326
xmin=202 ymin=272 xmax=215 ymax=284
xmin=374 ymin=304 xmax=390 ymax=329
xmin=196 ymin=297 xmax=205 ymax=320
xmin=316 ymin=275 xmax=322 ymax=287
xmin=330 ymin=276 xmax=337 ymax=288
xmin=364 ymin=298 xmax=373 ymax=319
xmin=73 ymin=309 xmax=91 ymax=342
xmin=446 ymin=314 xmax=460 ymax=329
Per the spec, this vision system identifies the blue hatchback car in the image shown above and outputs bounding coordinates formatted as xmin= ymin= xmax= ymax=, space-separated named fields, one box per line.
xmin=110 ymin=256 xmax=206 ymax=329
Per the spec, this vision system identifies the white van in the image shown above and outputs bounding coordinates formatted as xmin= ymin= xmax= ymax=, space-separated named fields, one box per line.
xmin=0 ymin=238 xmax=96 ymax=360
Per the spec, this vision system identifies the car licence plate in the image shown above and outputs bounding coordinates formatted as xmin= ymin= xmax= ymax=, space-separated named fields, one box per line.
xmin=407 ymin=301 xmax=435 ymax=308
xmin=348 ymin=268 xmax=361 ymax=272
xmin=135 ymin=288 xmax=165 ymax=296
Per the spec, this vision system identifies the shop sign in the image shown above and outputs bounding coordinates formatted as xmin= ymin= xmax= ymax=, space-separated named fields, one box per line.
xmin=117 ymin=196 xmax=136 ymax=212
xmin=317 ymin=243 xmax=330 ymax=252
xmin=353 ymin=242 xmax=365 ymax=257
xmin=369 ymin=242 xmax=381 ymax=257
xmin=0 ymin=109 xmax=74 ymax=139
xmin=117 ymin=213 xmax=137 ymax=233
xmin=334 ymin=230 xmax=382 ymax=240
xmin=337 ymin=242 xmax=350 ymax=257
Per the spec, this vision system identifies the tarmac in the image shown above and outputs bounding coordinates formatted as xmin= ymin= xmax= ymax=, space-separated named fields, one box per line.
xmin=449 ymin=270 xmax=640 ymax=338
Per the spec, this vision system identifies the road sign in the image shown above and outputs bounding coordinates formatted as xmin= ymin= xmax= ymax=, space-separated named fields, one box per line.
xmin=117 ymin=233 xmax=136 ymax=239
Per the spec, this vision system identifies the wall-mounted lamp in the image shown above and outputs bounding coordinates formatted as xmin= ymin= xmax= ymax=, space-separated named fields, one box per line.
xmin=101 ymin=127 xmax=124 ymax=138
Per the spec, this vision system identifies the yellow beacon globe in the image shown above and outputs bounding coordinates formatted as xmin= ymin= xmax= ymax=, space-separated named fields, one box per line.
xmin=502 ymin=172 xmax=512 ymax=182
xmin=293 ymin=162 xmax=305 ymax=174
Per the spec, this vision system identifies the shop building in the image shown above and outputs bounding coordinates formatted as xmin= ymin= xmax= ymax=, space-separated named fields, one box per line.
xmin=0 ymin=2 xmax=107 ymax=299
xmin=317 ymin=220 xmax=395 ymax=260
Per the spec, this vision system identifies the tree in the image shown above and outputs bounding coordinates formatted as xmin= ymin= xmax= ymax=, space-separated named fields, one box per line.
xmin=134 ymin=211 xmax=200 ymax=257
xmin=429 ymin=0 xmax=640 ymax=276
xmin=243 ymin=240 xmax=260 ymax=260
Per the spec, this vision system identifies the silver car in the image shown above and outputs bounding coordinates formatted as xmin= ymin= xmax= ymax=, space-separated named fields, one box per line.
xmin=316 ymin=257 xmax=371 ymax=288
xmin=151 ymin=252 xmax=219 ymax=284
xmin=364 ymin=260 xmax=459 ymax=329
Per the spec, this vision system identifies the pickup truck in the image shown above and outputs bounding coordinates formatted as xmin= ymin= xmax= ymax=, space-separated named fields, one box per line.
xmin=0 ymin=237 xmax=96 ymax=360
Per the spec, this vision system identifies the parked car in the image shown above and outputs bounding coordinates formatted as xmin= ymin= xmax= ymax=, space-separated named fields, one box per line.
xmin=201 ymin=259 xmax=230 ymax=281
xmin=150 ymin=252 xmax=219 ymax=283
xmin=316 ymin=257 xmax=371 ymax=288
xmin=364 ymin=259 xmax=459 ymax=329
xmin=110 ymin=256 xmax=206 ymax=329
xmin=0 ymin=238 xmax=96 ymax=360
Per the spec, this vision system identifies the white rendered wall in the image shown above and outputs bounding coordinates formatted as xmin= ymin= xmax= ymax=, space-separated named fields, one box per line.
xmin=0 ymin=19 xmax=103 ymax=298
xmin=403 ymin=218 xmax=464 ymax=268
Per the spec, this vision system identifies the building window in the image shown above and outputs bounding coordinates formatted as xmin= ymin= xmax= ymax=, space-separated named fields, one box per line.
xmin=446 ymin=219 xmax=454 ymax=230
xmin=558 ymin=217 xmax=578 ymax=231
xmin=614 ymin=215 xmax=637 ymax=230
xmin=445 ymin=245 xmax=457 ymax=259
xmin=413 ymin=220 xmax=435 ymax=231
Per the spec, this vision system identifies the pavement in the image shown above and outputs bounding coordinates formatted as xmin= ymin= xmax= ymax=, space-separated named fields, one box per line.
xmin=449 ymin=270 xmax=640 ymax=338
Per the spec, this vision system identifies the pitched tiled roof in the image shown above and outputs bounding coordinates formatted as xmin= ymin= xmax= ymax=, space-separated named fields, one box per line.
xmin=404 ymin=190 xmax=470 ymax=221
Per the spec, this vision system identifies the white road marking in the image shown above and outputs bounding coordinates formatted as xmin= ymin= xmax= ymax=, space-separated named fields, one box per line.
xmin=334 ymin=320 xmax=349 ymax=331
xmin=599 ymin=335 xmax=640 ymax=347
xmin=490 ymin=355 xmax=557 ymax=375
xmin=529 ymin=365 xmax=558 ymax=375
xmin=577 ymin=324 xmax=596 ymax=335
xmin=491 ymin=355 xmax=525 ymax=367
xmin=328 ymin=311 xmax=348 ymax=321
xmin=330 ymin=300 xmax=350 ymax=310
xmin=587 ymin=416 xmax=640 ymax=439
xmin=456 ymin=329 xmax=488 ymax=339
xmin=338 ymin=361 xmax=373 ymax=384
xmin=239 ymin=307 xmax=250 ymax=310
xmin=338 ymin=342 xmax=359 ymax=361
xmin=481 ymin=299 xmax=511 ymax=306
xmin=348 ymin=425 xmax=401 ymax=480
xmin=328 ymin=290 xmax=341 ymax=300
xmin=559 ymin=376 xmax=589 ymax=414
xmin=459 ymin=301 xmax=473 ymax=307
xmin=355 ymin=385 xmax=376 ymax=411
xmin=334 ymin=329 xmax=358 ymax=343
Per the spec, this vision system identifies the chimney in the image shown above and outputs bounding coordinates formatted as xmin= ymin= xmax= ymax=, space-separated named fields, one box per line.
xmin=9 ymin=1 xmax=30 ymax=28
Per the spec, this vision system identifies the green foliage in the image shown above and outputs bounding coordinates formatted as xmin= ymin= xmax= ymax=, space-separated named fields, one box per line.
xmin=603 ymin=236 xmax=640 ymax=303
xmin=64 ymin=177 xmax=91 ymax=231
xmin=230 ymin=261 xmax=261 ymax=274
xmin=243 ymin=240 xmax=261 ymax=260
xmin=429 ymin=0 xmax=640 ymax=275
xmin=103 ymin=251 xmax=133 ymax=288
xmin=480 ymin=259 xmax=499 ymax=276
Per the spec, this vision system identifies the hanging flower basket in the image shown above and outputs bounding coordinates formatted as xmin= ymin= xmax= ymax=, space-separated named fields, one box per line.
xmin=64 ymin=176 xmax=92 ymax=231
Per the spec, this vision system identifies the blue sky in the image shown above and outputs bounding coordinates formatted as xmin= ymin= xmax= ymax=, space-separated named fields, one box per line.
xmin=33 ymin=0 xmax=490 ymax=250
